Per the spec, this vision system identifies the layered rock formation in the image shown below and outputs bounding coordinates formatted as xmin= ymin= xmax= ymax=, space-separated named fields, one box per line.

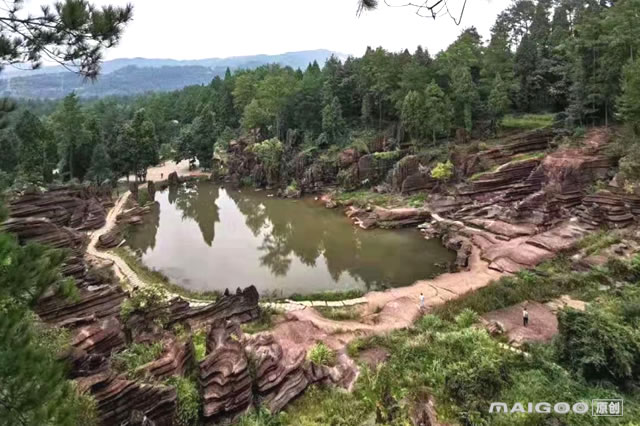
xmin=77 ymin=373 xmax=177 ymax=426
xmin=346 ymin=205 xmax=431 ymax=229
xmin=199 ymin=319 xmax=337 ymax=424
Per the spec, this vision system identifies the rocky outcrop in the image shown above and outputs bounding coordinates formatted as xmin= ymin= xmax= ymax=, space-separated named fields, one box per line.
xmin=77 ymin=373 xmax=177 ymax=426
xmin=200 ymin=320 xmax=253 ymax=423
xmin=171 ymin=286 xmax=260 ymax=328
xmin=390 ymin=155 xmax=437 ymax=194
xmin=1 ymin=216 xmax=86 ymax=249
xmin=66 ymin=317 xmax=126 ymax=378
xmin=461 ymin=129 xmax=555 ymax=177
xmin=7 ymin=185 xmax=111 ymax=230
xmin=36 ymin=284 xmax=126 ymax=325
xmin=357 ymin=152 xmax=402 ymax=184
xmin=97 ymin=227 xmax=125 ymax=249
xmin=116 ymin=205 xmax=152 ymax=226
xmin=137 ymin=337 xmax=195 ymax=380
xmin=576 ymin=191 xmax=636 ymax=228
xmin=199 ymin=320 xmax=334 ymax=424
xmin=347 ymin=206 xmax=431 ymax=229
xmin=245 ymin=333 xmax=332 ymax=413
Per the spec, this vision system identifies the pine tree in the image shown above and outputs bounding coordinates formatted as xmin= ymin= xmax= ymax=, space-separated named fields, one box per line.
xmin=488 ymin=74 xmax=511 ymax=134
xmin=617 ymin=57 xmax=640 ymax=135
xmin=321 ymin=96 xmax=346 ymax=145
xmin=451 ymin=67 xmax=478 ymax=132
xmin=0 ymin=226 xmax=95 ymax=426
xmin=15 ymin=111 xmax=47 ymax=182
xmin=423 ymin=81 xmax=452 ymax=143
xmin=0 ymin=0 xmax=132 ymax=78
xmin=88 ymin=143 xmax=111 ymax=185
xmin=401 ymin=90 xmax=426 ymax=142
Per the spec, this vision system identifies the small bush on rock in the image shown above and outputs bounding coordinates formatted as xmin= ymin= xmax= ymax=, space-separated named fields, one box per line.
xmin=430 ymin=160 xmax=454 ymax=181
xmin=308 ymin=342 xmax=335 ymax=366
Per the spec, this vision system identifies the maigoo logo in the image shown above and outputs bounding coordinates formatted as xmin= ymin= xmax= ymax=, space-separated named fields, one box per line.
xmin=489 ymin=400 xmax=623 ymax=416
xmin=490 ymin=402 xmax=589 ymax=415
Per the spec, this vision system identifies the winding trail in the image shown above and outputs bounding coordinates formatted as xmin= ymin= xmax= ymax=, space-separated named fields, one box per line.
xmin=86 ymin=190 xmax=144 ymax=287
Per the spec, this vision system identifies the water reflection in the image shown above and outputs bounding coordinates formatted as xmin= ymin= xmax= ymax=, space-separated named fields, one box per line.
xmin=126 ymin=181 xmax=455 ymax=296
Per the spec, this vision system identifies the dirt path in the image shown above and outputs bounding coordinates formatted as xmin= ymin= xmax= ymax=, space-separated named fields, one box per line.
xmin=121 ymin=160 xmax=210 ymax=182
xmin=280 ymin=248 xmax=502 ymax=339
xmin=86 ymin=191 xmax=144 ymax=287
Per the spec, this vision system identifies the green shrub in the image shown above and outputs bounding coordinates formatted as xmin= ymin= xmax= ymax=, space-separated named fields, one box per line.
xmin=237 ymin=407 xmax=284 ymax=426
xmin=167 ymin=376 xmax=201 ymax=426
xmin=192 ymin=328 xmax=207 ymax=361
xmin=119 ymin=283 xmax=169 ymax=323
xmin=111 ymin=342 xmax=165 ymax=378
xmin=555 ymin=308 xmax=640 ymax=387
xmin=454 ymin=308 xmax=478 ymax=328
xmin=308 ymin=342 xmax=335 ymax=366
xmin=577 ymin=230 xmax=621 ymax=256
xmin=248 ymin=138 xmax=283 ymax=185
xmin=430 ymin=160 xmax=454 ymax=181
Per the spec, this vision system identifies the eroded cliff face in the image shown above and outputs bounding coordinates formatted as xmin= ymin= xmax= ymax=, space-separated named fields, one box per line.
xmin=422 ymin=128 xmax=640 ymax=273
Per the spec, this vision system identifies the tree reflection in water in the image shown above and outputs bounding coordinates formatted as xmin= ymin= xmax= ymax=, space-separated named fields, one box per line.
xmin=128 ymin=181 xmax=455 ymax=294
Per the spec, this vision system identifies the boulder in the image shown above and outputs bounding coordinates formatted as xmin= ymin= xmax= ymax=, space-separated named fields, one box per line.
xmin=338 ymin=148 xmax=358 ymax=168
xmin=171 ymin=286 xmax=260 ymax=329
xmin=348 ymin=206 xmax=431 ymax=229
xmin=77 ymin=373 xmax=177 ymax=426
xmin=97 ymin=227 xmax=125 ymax=249
xmin=135 ymin=337 xmax=195 ymax=380
xmin=199 ymin=320 xmax=252 ymax=423
xmin=36 ymin=284 xmax=126 ymax=325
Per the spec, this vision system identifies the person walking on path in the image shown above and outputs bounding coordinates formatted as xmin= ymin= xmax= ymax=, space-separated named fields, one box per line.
xmin=523 ymin=306 xmax=529 ymax=327
xmin=419 ymin=292 xmax=425 ymax=309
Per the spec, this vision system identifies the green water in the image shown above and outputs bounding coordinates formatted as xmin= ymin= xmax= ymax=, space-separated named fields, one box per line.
xmin=125 ymin=181 xmax=455 ymax=297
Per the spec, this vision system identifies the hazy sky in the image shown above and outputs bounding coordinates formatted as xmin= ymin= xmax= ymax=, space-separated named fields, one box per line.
xmin=26 ymin=0 xmax=511 ymax=60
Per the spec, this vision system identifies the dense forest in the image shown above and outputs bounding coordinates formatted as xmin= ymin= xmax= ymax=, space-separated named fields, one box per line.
xmin=1 ymin=0 xmax=640 ymax=192
xmin=2 ymin=0 xmax=640 ymax=425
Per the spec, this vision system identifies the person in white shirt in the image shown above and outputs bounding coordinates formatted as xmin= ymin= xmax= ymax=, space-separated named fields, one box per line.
xmin=523 ymin=306 xmax=529 ymax=327
xmin=419 ymin=292 xmax=425 ymax=309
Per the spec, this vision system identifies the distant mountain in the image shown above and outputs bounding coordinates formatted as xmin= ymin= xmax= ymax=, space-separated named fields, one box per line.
xmin=0 ymin=49 xmax=347 ymax=99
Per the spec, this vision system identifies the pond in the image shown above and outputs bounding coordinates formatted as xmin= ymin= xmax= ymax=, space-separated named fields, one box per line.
xmin=125 ymin=181 xmax=456 ymax=297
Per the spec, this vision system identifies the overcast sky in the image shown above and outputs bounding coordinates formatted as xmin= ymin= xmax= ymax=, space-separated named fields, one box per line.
xmin=27 ymin=0 xmax=511 ymax=60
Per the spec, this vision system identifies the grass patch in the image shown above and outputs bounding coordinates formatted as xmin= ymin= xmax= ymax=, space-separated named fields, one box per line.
xmin=111 ymin=342 xmax=165 ymax=378
xmin=166 ymin=376 xmax=201 ymax=426
xmin=469 ymin=152 xmax=546 ymax=181
xmin=577 ymin=230 xmax=621 ymax=256
xmin=241 ymin=306 xmax=281 ymax=334
xmin=334 ymin=190 xmax=399 ymax=208
xmin=307 ymin=342 xmax=336 ymax=366
xmin=501 ymin=113 xmax=555 ymax=130
xmin=315 ymin=305 xmax=361 ymax=321
xmin=432 ymin=257 xmax=612 ymax=321
xmin=112 ymin=247 xmax=220 ymax=301
xmin=288 ymin=289 xmax=364 ymax=302
xmin=192 ymin=328 xmax=207 ymax=361
xmin=407 ymin=193 xmax=428 ymax=208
